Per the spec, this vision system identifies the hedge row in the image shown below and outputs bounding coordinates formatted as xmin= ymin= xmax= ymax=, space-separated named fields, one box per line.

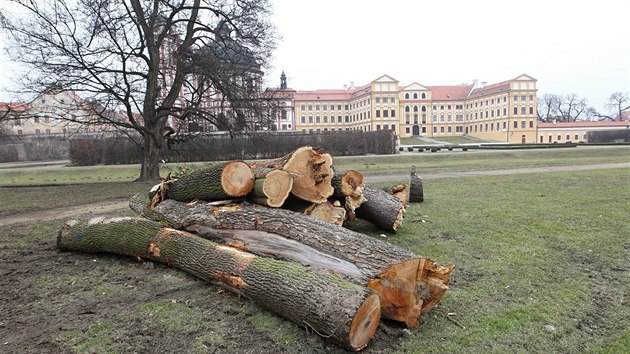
xmin=587 ymin=130 xmax=630 ymax=143
xmin=69 ymin=130 xmax=396 ymax=166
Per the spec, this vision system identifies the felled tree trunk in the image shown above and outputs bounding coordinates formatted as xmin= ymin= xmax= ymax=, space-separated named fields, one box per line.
xmin=283 ymin=199 xmax=346 ymax=226
xmin=248 ymin=168 xmax=293 ymax=208
xmin=331 ymin=170 xmax=366 ymax=220
xmin=250 ymin=146 xmax=334 ymax=204
xmin=165 ymin=161 xmax=254 ymax=202
xmin=131 ymin=198 xmax=454 ymax=327
xmin=57 ymin=217 xmax=380 ymax=351
xmin=356 ymin=185 xmax=405 ymax=232
xmin=409 ymin=165 xmax=424 ymax=203
xmin=384 ymin=184 xmax=408 ymax=207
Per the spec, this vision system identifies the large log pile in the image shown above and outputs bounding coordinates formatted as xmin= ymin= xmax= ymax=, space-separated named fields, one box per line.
xmin=57 ymin=146 xmax=454 ymax=351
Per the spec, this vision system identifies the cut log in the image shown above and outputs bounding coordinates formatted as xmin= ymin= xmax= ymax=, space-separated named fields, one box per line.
xmin=356 ymin=185 xmax=405 ymax=232
xmin=384 ymin=184 xmax=408 ymax=207
xmin=165 ymin=161 xmax=254 ymax=202
xmin=331 ymin=170 xmax=364 ymax=197
xmin=131 ymin=197 xmax=454 ymax=327
xmin=249 ymin=146 xmax=334 ymax=204
xmin=57 ymin=217 xmax=381 ymax=351
xmin=409 ymin=165 xmax=424 ymax=203
xmin=283 ymin=199 xmax=346 ymax=226
xmin=331 ymin=170 xmax=366 ymax=219
xmin=248 ymin=168 xmax=293 ymax=208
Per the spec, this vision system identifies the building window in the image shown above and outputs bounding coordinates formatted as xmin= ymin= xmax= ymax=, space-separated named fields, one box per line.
xmin=514 ymin=121 xmax=518 ymax=128
xmin=521 ymin=107 xmax=527 ymax=115
xmin=447 ymin=126 xmax=452 ymax=133
xmin=323 ymin=116 xmax=328 ymax=123
xmin=376 ymin=124 xmax=381 ymax=130
xmin=338 ymin=116 xmax=342 ymax=123
xmin=308 ymin=105 xmax=312 ymax=111
xmin=440 ymin=126 xmax=445 ymax=133
xmin=301 ymin=116 xmax=306 ymax=123
xmin=422 ymin=93 xmax=426 ymax=99
xmin=503 ymin=121 xmax=507 ymax=130
xmin=575 ymin=134 xmax=579 ymax=140
xmin=405 ymin=106 xmax=410 ymax=112
xmin=375 ymin=97 xmax=380 ymax=103
xmin=392 ymin=124 xmax=396 ymax=131
xmin=406 ymin=127 xmax=410 ymax=134
xmin=391 ymin=110 xmax=395 ymax=117
xmin=529 ymin=120 xmax=534 ymax=128
xmin=566 ymin=134 xmax=570 ymax=140
xmin=405 ymin=93 xmax=410 ymax=99
xmin=433 ymin=127 xmax=437 ymax=133
xmin=383 ymin=110 xmax=389 ymax=118
xmin=521 ymin=120 xmax=526 ymax=128
xmin=376 ymin=110 xmax=380 ymax=118
xmin=557 ymin=134 xmax=562 ymax=141
xmin=315 ymin=105 xmax=320 ymax=111
xmin=529 ymin=107 xmax=534 ymax=115
xmin=413 ymin=93 xmax=418 ymax=99
xmin=308 ymin=116 xmax=313 ymax=123
xmin=514 ymin=107 xmax=518 ymax=115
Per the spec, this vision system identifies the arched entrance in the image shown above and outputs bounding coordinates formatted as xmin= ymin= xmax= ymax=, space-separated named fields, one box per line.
xmin=412 ymin=125 xmax=420 ymax=136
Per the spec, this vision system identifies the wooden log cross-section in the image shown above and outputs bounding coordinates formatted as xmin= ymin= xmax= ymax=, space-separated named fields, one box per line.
xmin=165 ymin=161 xmax=255 ymax=202
xmin=250 ymin=146 xmax=334 ymax=204
xmin=57 ymin=217 xmax=381 ymax=351
xmin=131 ymin=198 xmax=455 ymax=328
xmin=248 ymin=168 xmax=294 ymax=208
xmin=331 ymin=170 xmax=366 ymax=220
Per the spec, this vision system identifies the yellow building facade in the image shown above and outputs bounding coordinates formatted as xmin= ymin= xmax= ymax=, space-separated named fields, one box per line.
xmin=294 ymin=74 xmax=538 ymax=143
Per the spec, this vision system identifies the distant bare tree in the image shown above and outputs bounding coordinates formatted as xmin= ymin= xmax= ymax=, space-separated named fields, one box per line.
xmin=537 ymin=93 xmax=595 ymax=122
xmin=1 ymin=0 xmax=277 ymax=180
xmin=605 ymin=92 xmax=630 ymax=121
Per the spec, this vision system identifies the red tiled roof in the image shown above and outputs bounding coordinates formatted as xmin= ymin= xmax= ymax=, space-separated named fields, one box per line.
xmin=427 ymin=85 xmax=473 ymax=101
xmin=468 ymin=81 xmax=511 ymax=99
xmin=538 ymin=121 xmax=630 ymax=128
xmin=294 ymin=84 xmax=371 ymax=101
xmin=0 ymin=102 xmax=28 ymax=112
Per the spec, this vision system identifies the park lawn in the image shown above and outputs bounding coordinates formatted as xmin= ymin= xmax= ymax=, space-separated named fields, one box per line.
xmin=334 ymin=145 xmax=630 ymax=174
xmin=0 ymin=146 xmax=629 ymax=187
xmin=1 ymin=166 xmax=628 ymax=353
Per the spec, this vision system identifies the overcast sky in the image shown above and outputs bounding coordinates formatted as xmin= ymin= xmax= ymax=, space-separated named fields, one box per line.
xmin=265 ymin=0 xmax=630 ymax=112
xmin=1 ymin=0 xmax=628 ymax=112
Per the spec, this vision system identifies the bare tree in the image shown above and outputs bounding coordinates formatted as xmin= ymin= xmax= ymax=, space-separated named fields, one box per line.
xmin=537 ymin=93 xmax=594 ymax=122
xmin=605 ymin=92 xmax=630 ymax=121
xmin=1 ymin=0 xmax=277 ymax=180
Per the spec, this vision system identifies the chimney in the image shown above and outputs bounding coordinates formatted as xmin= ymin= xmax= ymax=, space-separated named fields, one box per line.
xmin=350 ymin=81 xmax=355 ymax=89
xmin=481 ymin=81 xmax=487 ymax=88
xmin=473 ymin=79 xmax=478 ymax=88
xmin=344 ymin=84 xmax=348 ymax=90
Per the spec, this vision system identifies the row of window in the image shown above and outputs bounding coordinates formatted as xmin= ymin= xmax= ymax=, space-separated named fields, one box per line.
xmin=540 ymin=133 xmax=586 ymax=143
xmin=402 ymin=92 xmax=427 ymax=100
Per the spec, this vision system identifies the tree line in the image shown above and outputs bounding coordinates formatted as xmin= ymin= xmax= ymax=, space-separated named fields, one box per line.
xmin=537 ymin=92 xmax=629 ymax=122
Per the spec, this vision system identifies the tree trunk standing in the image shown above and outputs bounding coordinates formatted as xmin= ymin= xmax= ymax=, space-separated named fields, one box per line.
xmin=138 ymin=133 xmax=163 ymax=182
xmin=133 ymin=198 xmax=454 ymax=327
xmin=57 ymin=217 xmax=381 ymax=351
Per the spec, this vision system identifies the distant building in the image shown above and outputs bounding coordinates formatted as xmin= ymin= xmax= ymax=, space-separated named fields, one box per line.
xmin=294 ymin=74 xmax=538 ymax=143
xmin=263 ymin=71 xmax=297 ymax=131
xmin=537 ymin=121 xmax=630 ymax=143
xmin=1 ymin=87 xmax=122 ymax=137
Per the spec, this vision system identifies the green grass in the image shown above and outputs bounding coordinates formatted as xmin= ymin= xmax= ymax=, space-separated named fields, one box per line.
xmin=334 ymin=145 xmax=630 ymax=174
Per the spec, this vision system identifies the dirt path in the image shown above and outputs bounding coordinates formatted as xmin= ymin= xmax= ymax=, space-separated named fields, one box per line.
xmin=1 ymin=162 xmax=628 ymax=227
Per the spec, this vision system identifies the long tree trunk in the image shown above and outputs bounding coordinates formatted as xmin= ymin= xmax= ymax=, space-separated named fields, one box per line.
xmin=57 ymin=217 xmax=381 ymax=351
xmin=131 ymin=197 xmax=454 ymax=327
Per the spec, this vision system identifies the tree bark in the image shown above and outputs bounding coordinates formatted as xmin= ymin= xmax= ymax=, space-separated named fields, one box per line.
xmin=356 ymin=185 xmax=405 ymax=232
xmin=137 ymin=133 xmax=162 ymax=182
xmin=57 ymin=217 xmax=381 ymax=351
xmin=409 ymin=165 xmax=424 ymax=203
xmin=166 ymin=161 xmax=254 ymax=202
xmin=131 ymin=198 xmax=454 ymax=327
xmin=248 ymin=168 xmax=293 ymax=208
xmin=249 ymin=146 xmax=334 ymax=204
xmin=283 ymin=199 xmax=346 ymax=226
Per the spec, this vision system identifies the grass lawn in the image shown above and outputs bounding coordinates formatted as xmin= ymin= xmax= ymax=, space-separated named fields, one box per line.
xmin=1 ymin=155 xmax=628 ymax=352
xmin=1 ymin=145 xmax=629 ymax=187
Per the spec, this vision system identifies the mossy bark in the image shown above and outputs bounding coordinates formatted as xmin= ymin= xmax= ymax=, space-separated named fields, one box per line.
xmin=166 ymin=161 xmax=254 ymax=202
xmin=57 ymin=217 xmax=380 ymax=351
xmin=135 ymin=199 xmax=454 ymax=327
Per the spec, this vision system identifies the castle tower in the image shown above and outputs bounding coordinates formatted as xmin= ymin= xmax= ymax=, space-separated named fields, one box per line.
xmin=280 ymin=70 xmax=287 ymax=89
